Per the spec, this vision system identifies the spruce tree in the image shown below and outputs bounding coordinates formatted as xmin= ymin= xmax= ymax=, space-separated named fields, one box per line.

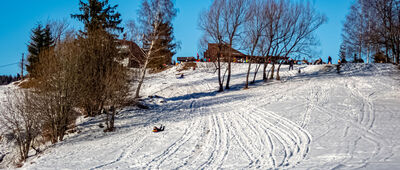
xmin=43 ymin=25 xmax=54 ymax=48
xmin=71 ymin=0 xmax=123 ymax=36
xmin=139 ymin=0 xmax=178 ymax=69
xmin=27 ymin=24 xmax=54 ymax=77
xmin=148 ymin=22 xmax=177 ymax=69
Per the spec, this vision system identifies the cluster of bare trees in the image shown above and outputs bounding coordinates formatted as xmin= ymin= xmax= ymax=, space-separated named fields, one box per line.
xmin=342 ymin=0 xmax=400 ymax=64
xmin=199 ymin=0 xmax=326 ymax=90
xmin=1 ymin=23 xmax=130 ymax=163
xmin=1 ymin=1 xmax=132 ymax=164
xmin=0 ymin=90 xmax=42 ymax=162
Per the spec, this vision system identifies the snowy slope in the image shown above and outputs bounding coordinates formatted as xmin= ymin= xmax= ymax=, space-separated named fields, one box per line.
xmin=0 ymin=84 xmax=21 ymax=167
xmin=6 ymin=63 xmax=400 ymax=169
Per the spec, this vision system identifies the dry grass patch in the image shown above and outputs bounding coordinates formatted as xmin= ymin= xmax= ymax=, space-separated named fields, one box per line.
xmin=177 ymin=62 xmax=197 ymax=72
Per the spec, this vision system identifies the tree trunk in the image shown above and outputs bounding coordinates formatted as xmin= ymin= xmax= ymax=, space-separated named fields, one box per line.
xmin=251 ymin=64 xmax=262 ymax=84
xmin=276 ymin=61 xmax=283 ymax=80
xmin=263 ymin=63 xmax=267 ymax=81
xmin=135 ymin=60 xmax=149 ymax=99
xmin=110 ymin=109 xmax=115 ymax=130
xmin=217 ymin=53 xmax=224 ymax=92
xmin=366 ymin=44 xmax=370 ymax=64
xmin=263 ymin=57 xmax=270 ymax=81
xmin=245 ymin=61 xmax=252 ymax=89
xmin=225 ymin=50 xmax=232 ymax=90
xmin=269 ymin=62 xmax=275 ymax=79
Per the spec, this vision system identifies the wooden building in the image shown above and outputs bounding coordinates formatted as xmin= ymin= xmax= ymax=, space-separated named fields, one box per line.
xmin=203 ymin=43 xmax=289 ymax=63
xmin=177 ymin=57 xmax=197 ymax=63
xmin=118 ymin=40 xmax=145 ymax=68
xmin=204 ymin=43 xmax=247 ymax=62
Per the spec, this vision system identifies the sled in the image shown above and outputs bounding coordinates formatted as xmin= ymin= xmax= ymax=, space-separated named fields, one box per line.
xmin=152 ymin=125 xmax=165 ymax=132
xmin=175 ymin=74 xmax=184 ymax=79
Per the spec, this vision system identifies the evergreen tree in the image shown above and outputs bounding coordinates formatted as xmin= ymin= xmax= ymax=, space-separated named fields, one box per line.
xmin=147 ymin=22 xmax=177 ymax=69
xmin=26 ymin=24 xmax=54 ymax=77
xmin=0 ymin=75 xmax=19 ymax=85
xmin=71 ymin=0 xmax=123 ymax=36
xmin=43 ymin=25 xmax=54 ymax=48
xmin=139 ymin=0 xmax=178 ymax=69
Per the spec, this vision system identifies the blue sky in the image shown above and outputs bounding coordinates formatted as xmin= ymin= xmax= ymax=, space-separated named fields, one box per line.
xmin=0 ymin=0 xmax=353 ymax=75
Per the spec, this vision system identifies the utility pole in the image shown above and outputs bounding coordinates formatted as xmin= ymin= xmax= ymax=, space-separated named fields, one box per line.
xmin=20 ymin=53 xmax=24 ymax=80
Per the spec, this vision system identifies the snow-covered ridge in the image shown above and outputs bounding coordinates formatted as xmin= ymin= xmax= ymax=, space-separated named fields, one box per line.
xmin=1 ymin=63 xmax=399 ymax=169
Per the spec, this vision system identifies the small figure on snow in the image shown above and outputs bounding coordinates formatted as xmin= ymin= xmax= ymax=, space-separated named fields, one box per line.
xmin=289 ymin=59 xmax=294 ymax=71
xmin=153 ymin=125 xmax=165 ymax=132
xmin=337 ymin=59 xmax=342 ymax=73
xmin=328 ymin=56 xmax=332 ymax=64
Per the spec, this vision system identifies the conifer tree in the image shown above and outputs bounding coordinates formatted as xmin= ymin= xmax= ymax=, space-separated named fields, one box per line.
xmin=130 ymin=0 xmax=177 ymax=98
xmin=43 ymin=25 xmax=54 ymax=48
xmin=71 ymin=0 xmax=123 ymax=36
xmin=147 ymin=21 xmax=177 ymax=69
xmin=26 ymin=24 xmax=54 ymax=77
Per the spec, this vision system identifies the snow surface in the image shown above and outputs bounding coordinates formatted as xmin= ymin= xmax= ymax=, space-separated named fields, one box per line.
xmin=2 ymin=63 xmax=400 ymax=169
xmin=0 ymin=84 xmax=25 ymax=168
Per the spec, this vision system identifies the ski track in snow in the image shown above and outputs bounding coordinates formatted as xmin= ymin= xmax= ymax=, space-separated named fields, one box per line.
xmin=14 ymin=63 xmax=400 ymax=169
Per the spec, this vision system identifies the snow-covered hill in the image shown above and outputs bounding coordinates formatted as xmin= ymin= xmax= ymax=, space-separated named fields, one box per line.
xmin=3 ymin=63 xmax=400 ymax=169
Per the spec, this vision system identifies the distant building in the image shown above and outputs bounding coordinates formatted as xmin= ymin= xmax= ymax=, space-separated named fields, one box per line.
xmin=203 ymin=43 xmax=289 ymax=63
xmin=204 ymin=43 xmax=247 ymax=62
xmin=177 ymin=57 xmax=197 ymax=63
xmin=118 ymin=40 xmax=145 ymax=68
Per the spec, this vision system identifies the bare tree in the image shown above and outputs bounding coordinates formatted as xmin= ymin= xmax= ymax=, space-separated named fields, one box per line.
xmin=34 ymin=34 xmax=82 ymax=142
xmin=199 ymin=0 xmax=227 ymax=92
xmin=243 ymin=0 xmax=266 ymax=89
xmin=260 ymin=0 xmax=286 ymax=81
xmin=342 ymin=2 xmax=365 ymax=63
xmin=129 ymin=0 xmax=177 ymax=98
xmin=222 ymin=0 xmax=248 ymax=89
xmin=102 ymin=60 xmax=130 ymax=132
xmin=0 ymin=90 xmax=42 ymax=162
xmin=343 ymin=0 xmax=400 ymax=64
xmin=48 ymin=19 xmax=72 ymax=45
xmin=275 ymin=1 xmax=326 ymax=80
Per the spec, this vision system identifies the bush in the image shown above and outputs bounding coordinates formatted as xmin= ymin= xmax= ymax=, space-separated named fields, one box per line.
xmin=0 ymin=90 xmax=42 ymax=162
xmin=373 ymin=51 xmax=390 ymax=63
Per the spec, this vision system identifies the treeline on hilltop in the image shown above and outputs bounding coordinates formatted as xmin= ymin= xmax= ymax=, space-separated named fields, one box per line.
xmin=341 ymin=0 xmax=400 ymax=64
xmin=0 ymin=74 xmax=20 ymax=85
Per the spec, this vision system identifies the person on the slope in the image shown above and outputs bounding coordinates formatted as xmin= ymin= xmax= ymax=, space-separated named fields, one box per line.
xmin=289 ymin=58 xmax=294 ymax=71
xmin=337 ymin=59 xmax=342 ymax=73
xmin=153 ymin=125 xmax=165 ymax=132
xmin=328 ymin=56 xmax=332 ymax=64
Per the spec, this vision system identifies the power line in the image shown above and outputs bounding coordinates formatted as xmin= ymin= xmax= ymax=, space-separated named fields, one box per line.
xmin=0 ymin=62 xmax=19 ymax=68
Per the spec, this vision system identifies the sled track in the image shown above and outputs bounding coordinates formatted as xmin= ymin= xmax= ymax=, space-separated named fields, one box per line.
xmin=145 ymin=100 xmax=202 ymax=169
xmin=252 ymin=108 xmax=311 ymax=168
xmin=197 ymin=108 xmax=231 ymax=169
xmin=213 ymin=100 xmax=312 ymax=169
xmin=314 ymin=105 xmax=390 ymax=169
xmin=175 ymin=104 xmax=214 ymax=169
xmin=230 ymin=108 xmax=274 ymax=168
